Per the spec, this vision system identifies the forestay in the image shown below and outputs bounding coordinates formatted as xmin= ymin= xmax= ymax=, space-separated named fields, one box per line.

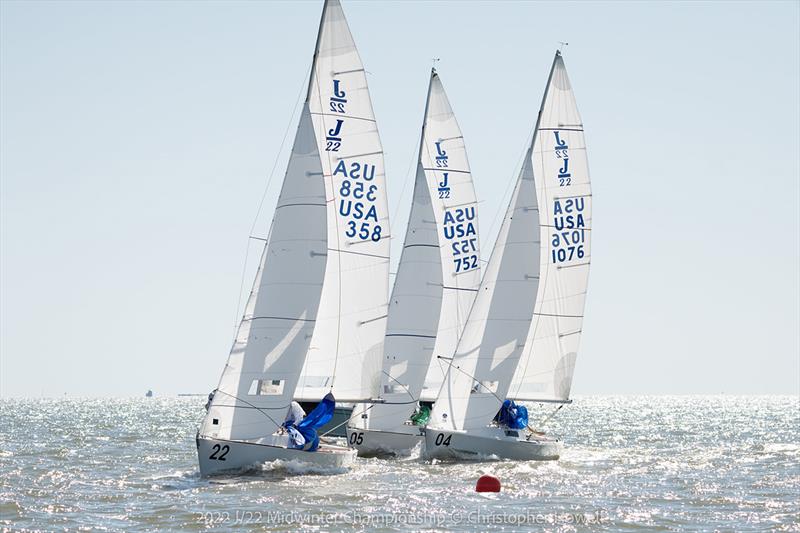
xmin=366 ymin=70 xmax=480 ymax=431
xmin=201 ymin=104 xmax=328 ymax=441
xmin=509 ymin=52 xmax=591 ymax=402
xmin=429 ymin=145 xmax=541 ymax=431
xmin=296 ymin=0 xmax=390 ymax=402
xmin=418 ymin=71 xmax=481 ymax=402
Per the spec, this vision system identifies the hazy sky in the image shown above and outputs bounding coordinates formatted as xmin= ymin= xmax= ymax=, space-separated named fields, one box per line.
xmin=1 ymin=1 xmax=798 ymax=397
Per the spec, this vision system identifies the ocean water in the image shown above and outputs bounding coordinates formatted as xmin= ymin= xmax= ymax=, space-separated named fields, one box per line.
xmin=1 ymin=396 xmax=798 ymax=532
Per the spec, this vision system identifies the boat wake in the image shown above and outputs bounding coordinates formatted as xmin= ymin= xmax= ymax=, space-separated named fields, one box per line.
xmin=429 ymin=451 xmax=502 ymax=463
xmin=144 ymin=469 xmax=201 ymax=490
xmin=261 ymin=458 xmax=349 ymax=476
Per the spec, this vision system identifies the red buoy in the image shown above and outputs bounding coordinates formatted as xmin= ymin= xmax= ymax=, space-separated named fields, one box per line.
xmin=475 ymin=474 xmax=501 ymax=492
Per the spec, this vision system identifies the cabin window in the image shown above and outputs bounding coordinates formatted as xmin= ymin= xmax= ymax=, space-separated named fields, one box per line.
xmin=383 ymin=384 xmax=408 ymax=394
xmin=300 ymin=376 xmax=330 ymax=388
xmin=470 ymin=380 xmax=499 ymax=394
xmin=248 ymin=379 xmax=285 ymax=396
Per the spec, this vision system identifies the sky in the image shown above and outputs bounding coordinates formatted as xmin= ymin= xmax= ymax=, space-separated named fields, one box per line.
xmin=1 ymin=0 xmax=798 ymax=398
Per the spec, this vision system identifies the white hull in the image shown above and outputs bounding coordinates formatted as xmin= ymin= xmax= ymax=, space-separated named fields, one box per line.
xmin=197 ymin=434 xmax=356 ymax=477
xmin=424 ymin=426 xmax=561 ymax=461
xmin=345 ymin=426 xmax=423 ymax=458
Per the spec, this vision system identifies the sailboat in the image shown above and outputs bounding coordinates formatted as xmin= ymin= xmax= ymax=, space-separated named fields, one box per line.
xmin=424 ymin=50 xmax=591 ymax=461
xmin=197 ymin=0 xmax=390 ymax=476
xmin=346 ymin=69 xmax=481 ymax=457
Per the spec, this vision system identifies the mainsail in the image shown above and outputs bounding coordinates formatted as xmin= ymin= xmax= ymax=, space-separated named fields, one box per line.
xmin=365 ymin=70 xmax=480 ymax=431
xmin=419 ymin=71 xmax=481 ymax=402
xmin=509 ymin=51 xmax=591 ymax=402
xmin=200 ymin=0 xmax=389 ymax=441
xmin=428 ymin=51 xmax=590 ymax=434
xmin=295 ymin=0 xmax=390 ymax=402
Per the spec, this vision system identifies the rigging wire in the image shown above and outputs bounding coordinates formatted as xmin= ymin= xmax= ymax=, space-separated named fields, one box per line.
xmin=481 ymin=125 xmax=536 ymax=260
xmin=526 ymin=404 xmax=564 ymax=439
xmin=319 ymin=405 xmax=374 ymax=438
xmin=319 ymin=398 xmax=420 ymax=439
xmin=390 ymin=138 xmax=422 ymax=226
xmin=538 ymin=403 xmax=564 ymax=428
xmin=230 ymin=65 xmax=311 ymax=341
xmin=213 ymin=389 xmax=284 ymax=431
xmin=380 ymin=370 xmax=417 ymax=403
xmin=435 ymin=356 xmax=504 ymax=404
xmin=436 ymin=356 xmax=566 ymax=438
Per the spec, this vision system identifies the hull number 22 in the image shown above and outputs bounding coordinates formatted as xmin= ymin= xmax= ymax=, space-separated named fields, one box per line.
xmin=209 ymin=444 xmax=230 ymax=461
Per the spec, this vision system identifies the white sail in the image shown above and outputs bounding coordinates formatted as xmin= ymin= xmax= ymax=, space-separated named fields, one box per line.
xmin=200 ymin=0 xmax=389 ymax=441
xmin=201 ymin=104 xmax=328 ymax=441
xmin=509 ymin=52 xmax=591 ymax=402
xmin=365 ymin=70 xmax=480 ymax=431
xmin=428 ymin=143 xmax=540 ymax=431
xmin=295 ymin=0 xmax=390 ymax=402
xmin=364 ymin=162 xmax=440 ymax=429
xmin=418 ymin=71 xmax=481 ymax=401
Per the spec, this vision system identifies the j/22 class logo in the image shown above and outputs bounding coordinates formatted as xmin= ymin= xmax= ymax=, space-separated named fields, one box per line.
xmin=326 ymin=119 xmax=343 ymax=152
xmin=438 ymin=172 xmax=450 ymax=199
xmin=554 ymin=131 xmax=571 ymax=187
xmin=434 ymin=141 xmax=448 ymax=167
xmin=434 ymin=141 xmax=451 ymax=198
xmin=329 ymin=79 xmax=347 ymax=113
xmin=326 ymin=80 xmax=347 ymax=152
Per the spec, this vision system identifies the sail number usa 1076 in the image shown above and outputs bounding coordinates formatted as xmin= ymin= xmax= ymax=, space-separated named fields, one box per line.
xmin=550 ymin=131 xmax=587 ymax=264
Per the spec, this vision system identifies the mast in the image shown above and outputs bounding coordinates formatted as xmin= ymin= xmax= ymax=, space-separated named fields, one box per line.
xmin=199 ymin=26 xmax=333 ymax=441
xmin=418 ymin=69 xmax=482 ymax=401
xmin=305 ymin=0 xmax=330 ymax=103
xmin=364 ymin=67 xmax=481 ymax=431
xmin=428 ymin=57 xmax=559 ymax=432
xmin=509 ymin=51 xmax=592 ymax=403
xmin=296 ymin=0 xmax=391 ymax=402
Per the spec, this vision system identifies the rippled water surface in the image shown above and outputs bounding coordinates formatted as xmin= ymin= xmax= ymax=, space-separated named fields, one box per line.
xmin=1 ymin=396 xmax=798 ymax=531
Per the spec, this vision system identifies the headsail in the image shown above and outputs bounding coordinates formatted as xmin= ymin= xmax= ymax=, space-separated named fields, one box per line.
xmin=295 ymin=0 xmax=390 ymax=402
xmin=509 ymin=52 xmax=591 ymax=402
xmin=201 ymin=103 xmax=328 ymax=441
xmin=366 ymin=70 xmax=480 ymax=431
xmin=428 ymin=144 xmax=541 ymax=431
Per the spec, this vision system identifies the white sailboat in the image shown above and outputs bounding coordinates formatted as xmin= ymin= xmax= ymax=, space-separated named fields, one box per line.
xmin=346 ymin=69 xmax=481 ymax=457
xmin=197 ymin=0 xmax=390 ymax=476
xmin=424 ymin=50 xmax=591 ymax=461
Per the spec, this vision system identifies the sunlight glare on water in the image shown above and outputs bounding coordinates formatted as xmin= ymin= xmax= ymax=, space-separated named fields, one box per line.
xmin=1 ymin=396 xmax=798 ymax=531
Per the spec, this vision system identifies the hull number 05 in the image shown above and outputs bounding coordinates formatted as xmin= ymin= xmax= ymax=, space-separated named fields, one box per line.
xmin=349 ymin=432 xmax=364 ymax=445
